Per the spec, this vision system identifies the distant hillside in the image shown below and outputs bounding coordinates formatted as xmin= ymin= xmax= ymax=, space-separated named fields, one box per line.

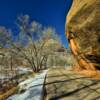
xmin=45 ymin=39 xmax=76 ymax=67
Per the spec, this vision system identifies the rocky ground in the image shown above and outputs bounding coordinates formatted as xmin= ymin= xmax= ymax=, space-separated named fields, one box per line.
xmin=45 ymin=68 xmax=100 ymax=100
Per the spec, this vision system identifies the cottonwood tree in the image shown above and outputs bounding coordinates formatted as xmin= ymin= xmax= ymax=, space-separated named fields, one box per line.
xmin=0 ymin=15 xmax=60 ymax=73
xmin=0 ymin=27 xmax=21 ymax=84
xmin=13 ymin=15 xmax=60 ymax=72
xmin=0 ymin=27 xmax=13 ymax=82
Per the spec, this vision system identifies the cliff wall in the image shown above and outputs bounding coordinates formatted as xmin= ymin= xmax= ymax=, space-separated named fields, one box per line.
xmin=66 ymin=0 xmax=100 ymax=75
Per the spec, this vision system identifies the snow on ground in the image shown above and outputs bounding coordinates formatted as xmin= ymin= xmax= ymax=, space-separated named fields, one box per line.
xmin=0 ymin=67 xmax=32 ymax=83
xmin=17 ymin=67 xmax=33 ymax=74
xmin=7 ymin=70 xmax=48 ymax=100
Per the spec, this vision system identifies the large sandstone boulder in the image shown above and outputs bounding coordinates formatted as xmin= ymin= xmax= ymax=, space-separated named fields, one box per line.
xmin=66 ymin=0 xmax=100 ymax=71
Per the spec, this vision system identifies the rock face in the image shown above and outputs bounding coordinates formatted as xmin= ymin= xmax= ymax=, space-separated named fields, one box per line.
xmin=66 ymin=0 xmax=100 ymax=71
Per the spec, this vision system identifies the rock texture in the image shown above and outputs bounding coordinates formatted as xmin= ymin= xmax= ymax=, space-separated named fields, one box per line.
xmin=66 ymin=0 xmax=100 ymax=74
xmin=45 ymin=68 xmax=100 ymax=100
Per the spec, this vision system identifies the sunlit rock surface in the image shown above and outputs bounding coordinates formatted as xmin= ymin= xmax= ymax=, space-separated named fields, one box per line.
xmin=66 ymin=0 xmax=100 ymax=77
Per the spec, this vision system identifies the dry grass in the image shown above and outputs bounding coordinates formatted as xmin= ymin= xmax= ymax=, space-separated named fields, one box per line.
xmin=0 ymin=86 xmax=18 ymax=100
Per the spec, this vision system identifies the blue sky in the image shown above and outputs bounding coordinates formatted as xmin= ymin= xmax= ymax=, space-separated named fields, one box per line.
xmin=0 ymin=0 xmax=72 ymax=48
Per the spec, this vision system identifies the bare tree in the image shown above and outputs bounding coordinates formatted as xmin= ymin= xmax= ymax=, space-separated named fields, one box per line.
xmin=13 ymin=15 xmax=60 ymax=72
xmin=0 ymin=15 xmax=61 ymax=73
